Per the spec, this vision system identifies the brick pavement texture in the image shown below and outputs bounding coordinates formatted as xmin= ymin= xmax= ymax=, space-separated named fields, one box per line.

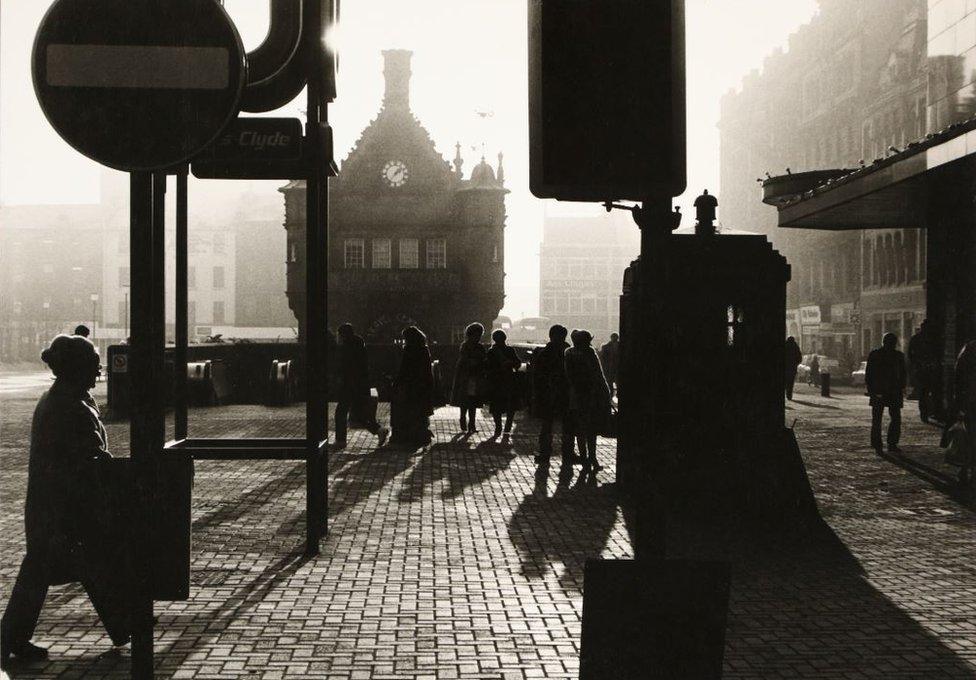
xmin=1 ymin=376 xmax=974 ymax=678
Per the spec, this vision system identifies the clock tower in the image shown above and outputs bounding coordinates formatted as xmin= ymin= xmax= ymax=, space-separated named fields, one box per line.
xmin=281 ymin=50 xmax=507 ymax=345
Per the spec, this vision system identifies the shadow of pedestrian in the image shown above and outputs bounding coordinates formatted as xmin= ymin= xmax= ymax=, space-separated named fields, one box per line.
xmin=396 ymin=439 xmax=516 ymax=503
xmin=507 ymin=465 xmax=619 ymax=593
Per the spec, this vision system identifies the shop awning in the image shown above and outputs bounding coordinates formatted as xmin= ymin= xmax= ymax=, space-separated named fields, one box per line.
xmin=762 ymin=118 xmax=976 ymax=230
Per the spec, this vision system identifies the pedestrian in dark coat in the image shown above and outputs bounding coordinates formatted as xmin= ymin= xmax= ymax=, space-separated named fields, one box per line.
xmin=333 ymin=324 xmax=388 ymax=448
xmin=564 ymin=329 xmax=611 ymax=473
xmin=390 ymin=326 xmax=435 ymax=447
xmin=808 ymin=354 xmax=821 ymax=386
xmin=908 ymin=319 xmax=939 ymax=423
xmin=532 ymin=325 xmax=576 ymax=465
xmin=785 ymin=336 xmax=802 ymax=400
xmin=599 ymin=333 xmax=620 ymax=396
xmin=1 ymin=335 xmax=130 ymax=665
xmin=451 ymin=323 xmax=487 ymax=433
xmin=866 ymin=332 xmax=907 ymax=452
xmin=486 ymin=329 xmax=522 ymax=436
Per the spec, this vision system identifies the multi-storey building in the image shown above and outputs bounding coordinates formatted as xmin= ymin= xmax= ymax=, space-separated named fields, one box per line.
xmin=761 ymin=0 xmax=976 ymax=407
xmin=538 ymin=209 xmax=638 ymax=344
xmin=0 ymin=204 xmax=107 ymax=361
xmin=281 ymin=50 xmax=507 ymax=345
xmin=720 ymin=0 xmax=929 ymax=362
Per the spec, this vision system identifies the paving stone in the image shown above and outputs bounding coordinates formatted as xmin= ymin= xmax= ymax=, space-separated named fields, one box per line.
xmin=0 ymin=377 xmax=973 ymax=677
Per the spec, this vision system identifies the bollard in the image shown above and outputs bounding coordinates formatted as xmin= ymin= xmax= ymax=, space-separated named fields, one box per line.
xmin=820 ymin=372 xmax=831 ymax=397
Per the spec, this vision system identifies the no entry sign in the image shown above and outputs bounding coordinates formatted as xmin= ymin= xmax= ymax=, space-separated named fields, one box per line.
xmin=32 ymin=0 xmax=246 ymax=172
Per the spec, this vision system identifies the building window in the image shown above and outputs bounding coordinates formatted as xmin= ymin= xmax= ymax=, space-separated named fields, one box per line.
xmin=213 ymin=301 xmax=225 ymax=325
xmin=372 ymin=239 xmax=392 ymax=269
xmin=213 ymin=266 xmax=225 ymax=289
xmin=213 ymin=233 xmax=226 ymax=254
xmin=399 ymin=239 xmax=419 ymax=269
xmin=727 ymin=305 xmax=745 ymax=347
xmin=188 ymin=266 xmax=196 ymax=290
xmin=492 ymin=244 xmax=499 ymax=263
xmin=426 ymin=238 xmax=447 ymax=269
xmin=118 ymin=266 xmax=130 ymax=287
xmin=289 ymin=242 xmax=298 ymax=263
xmin=344 ymin=239 xmax=365 ymax=268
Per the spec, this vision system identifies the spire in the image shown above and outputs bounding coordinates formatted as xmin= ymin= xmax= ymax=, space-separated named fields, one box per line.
xmin=381 ymin=49 xmax=412 ymax=111
xmin=453 ymin=141 xmax=464 ymax=176
xmin=496 ymin=151 xmax=505 ymax=185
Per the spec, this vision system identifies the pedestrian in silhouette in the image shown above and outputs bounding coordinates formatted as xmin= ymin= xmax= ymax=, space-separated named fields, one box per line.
xmin=533 ymin=324 xmax=577 ymax=466
xmin=486 ymin=329 xmax=522 ymax=437
xmin=599 ymin=333 xmax=620 ymax=397
xmin=333 ymin=324 xmax=389 ymax=448
xmin=866 ymin=332 xmax=907 ymax=453
xmin=951 ymin=340 xmax=976 ymax=480
xmin=451 ymin=323 xmax=487 ymax=433
xmin=908 ymin=319 xmax=938 ymax=423
xmin=785 ymin=336 xmax=802 ymax=400
xmin=390 ymin=326 xmax=435 ymax=447
xmin=1 ymin=335 xmax=130 ymax=666
xmin=73 ymin=325 xmax=90 ymax=338
xmin=565 ymin=329 xmax=611 ymax=473
xmin=808 ymin=354 xmax=821 ymax=387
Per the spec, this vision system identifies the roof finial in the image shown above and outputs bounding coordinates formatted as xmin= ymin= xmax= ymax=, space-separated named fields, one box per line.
xmin=453 ymin=141 xmax=463 ymax=176
xmin=497 ymin=151 xmax=505 ymax=185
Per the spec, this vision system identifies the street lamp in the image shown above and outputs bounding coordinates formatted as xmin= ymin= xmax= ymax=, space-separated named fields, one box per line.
xmin=121 ymin=282 xmax=130 ymax=338
xmin=90 ymin=293 xmax=99 ymax=338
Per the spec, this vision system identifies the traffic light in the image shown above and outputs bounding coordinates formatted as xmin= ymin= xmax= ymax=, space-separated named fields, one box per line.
xmin=528 ymin=0 xmax=686 ymax=202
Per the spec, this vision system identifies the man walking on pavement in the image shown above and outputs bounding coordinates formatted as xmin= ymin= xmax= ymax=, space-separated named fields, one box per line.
xmin=866 ymin=332 xmax=907 ymax=454
xmin=908 ymin=319 xmax=939 ymax=423
xmin=785 ymin=336 xmax=802 ymax=400
xmin=334 ymin=323 xmax=388 ymax=448
xmin=599 ymin=333 xmax=620 ymax=397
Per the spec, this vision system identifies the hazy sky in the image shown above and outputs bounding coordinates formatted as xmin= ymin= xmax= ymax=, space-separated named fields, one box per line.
xmin=1 ymin=0 xmax=817 ymax=318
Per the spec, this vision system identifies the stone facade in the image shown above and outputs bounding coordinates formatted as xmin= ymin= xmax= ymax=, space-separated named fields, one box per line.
xmin=719 ymin=0 xmax=929 ymax=361
xmin=281 ymin=50 xmax=507 ymax=345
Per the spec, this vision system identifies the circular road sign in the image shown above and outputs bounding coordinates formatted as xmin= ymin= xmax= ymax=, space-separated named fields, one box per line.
xmin=32 ymin=0 xmax=246 ymax=172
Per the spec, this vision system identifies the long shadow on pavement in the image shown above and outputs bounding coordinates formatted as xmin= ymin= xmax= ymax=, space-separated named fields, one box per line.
xmin=507 ymin=464 xmax=619 ymax=593
xmin=662 ymin=509 xmax=976 ymax=678
xmin=396 ymin=437 xmax=517 ymax=503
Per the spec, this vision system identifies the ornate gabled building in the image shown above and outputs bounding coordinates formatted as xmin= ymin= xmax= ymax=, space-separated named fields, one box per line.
xmin=281 ymin=49 xmax=507 ymax=345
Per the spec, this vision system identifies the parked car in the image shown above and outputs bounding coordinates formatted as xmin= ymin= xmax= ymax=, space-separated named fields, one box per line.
xmin=850 ymin=361 xmax=867 ymax=386
xmin=797 ymin=354 xmax=840 ymax=382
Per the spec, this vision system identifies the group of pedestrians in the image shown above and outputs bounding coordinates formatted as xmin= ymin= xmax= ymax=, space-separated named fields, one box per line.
xmin=531 ymin=324 xmax=613 ymax=473
xmin=329 ymin=323 xmax=435 ymax=449
xmin=450 ymin=323 xmax=524 ymax=437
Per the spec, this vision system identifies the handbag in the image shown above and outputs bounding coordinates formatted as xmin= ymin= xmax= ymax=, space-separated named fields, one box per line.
xmin=599 ymin=404 xmax=619 ymax=438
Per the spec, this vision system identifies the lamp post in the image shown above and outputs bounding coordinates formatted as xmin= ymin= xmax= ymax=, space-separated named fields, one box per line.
xmin=121 ymin=282 xmax=130 ymax=339
xmin=90 ymin=293 xmax=99 ymax=338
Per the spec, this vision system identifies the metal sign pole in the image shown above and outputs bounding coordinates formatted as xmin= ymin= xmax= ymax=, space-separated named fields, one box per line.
xmin=176 ymin=167 xmax=189 ymax=440
xmin=303 ymin=0 xmax=329 ymax=556
xmin=128 ymin=172 xmax=156 ymax=678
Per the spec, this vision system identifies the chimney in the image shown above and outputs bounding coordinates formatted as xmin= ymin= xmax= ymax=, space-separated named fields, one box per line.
xmin=382 ymin=49 xmax=412 ymax=111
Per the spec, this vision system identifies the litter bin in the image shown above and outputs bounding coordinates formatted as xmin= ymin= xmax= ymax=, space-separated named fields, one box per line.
xmin=820 ymin=372 xmax=831 ymax=397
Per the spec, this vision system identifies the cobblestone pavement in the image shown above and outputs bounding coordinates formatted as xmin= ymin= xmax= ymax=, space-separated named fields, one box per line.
xmin=1 ymin=375 xmax=974 ymax=678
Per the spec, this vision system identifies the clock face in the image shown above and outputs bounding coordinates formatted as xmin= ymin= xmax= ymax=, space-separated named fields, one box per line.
xmin=382 ymin=160 xmax=409 ymax=187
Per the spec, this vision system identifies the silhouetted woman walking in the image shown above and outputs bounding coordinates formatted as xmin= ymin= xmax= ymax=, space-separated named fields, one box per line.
xmin=564 ymin=329 xmax=611 ymax=473
xmin=486 ymin=329 xmax=522 ymax=437
xmin=390 ymin=326 xmax=435 ymax=447
xmin=2 ymin=335 xmax=130 ymax=665
xmin=451 ymin=322 xmax=487 ymax=433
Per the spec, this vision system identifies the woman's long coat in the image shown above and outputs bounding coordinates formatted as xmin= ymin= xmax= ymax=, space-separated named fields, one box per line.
xmin=25 ymin=381 xmax=111 ymax=584
xmin=564 ymin=346 xmax=611 ymax=426
xmin=486 ymin=344 xmax=523 ymax=414
xmin=450 ymin=340 xmax=487 ymax=406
